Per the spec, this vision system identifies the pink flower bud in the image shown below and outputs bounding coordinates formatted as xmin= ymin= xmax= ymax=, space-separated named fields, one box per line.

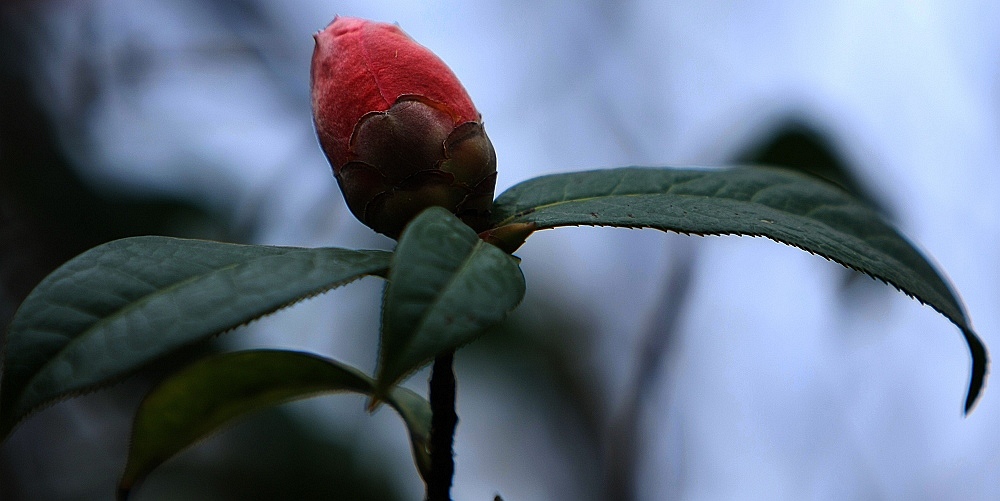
xmin=311 ymin=16 xmax=497 ymax=238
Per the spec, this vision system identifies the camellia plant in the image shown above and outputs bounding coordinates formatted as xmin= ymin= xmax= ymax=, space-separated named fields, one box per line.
xmin=0 ymin=15 xmax=988 ymax=501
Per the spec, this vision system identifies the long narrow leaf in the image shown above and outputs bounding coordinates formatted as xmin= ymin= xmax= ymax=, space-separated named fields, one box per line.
xmin=491 ymin=166 xmax=986 ymax=413
xmin=118 ymin=349 xmax=432 ymax=500
xmin=376 ymin=208 xmax=525 ymax=395
xmin=1 ymin=237 xmax=391 ymax=439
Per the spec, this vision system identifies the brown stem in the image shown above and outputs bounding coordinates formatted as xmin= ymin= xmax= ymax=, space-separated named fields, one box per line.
xmin=427 ymin=352 xmax=457 ymax=501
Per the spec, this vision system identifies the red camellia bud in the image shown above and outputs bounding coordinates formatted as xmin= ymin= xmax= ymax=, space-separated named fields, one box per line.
xmin=311 ymin=16 xmax=497 ymax=238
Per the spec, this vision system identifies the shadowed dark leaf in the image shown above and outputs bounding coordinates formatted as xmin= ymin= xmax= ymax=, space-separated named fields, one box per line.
xmin=1 ymin=237 xmax=391 ymax=439
xmin=118 ymin=349 xmax=431 ymax=499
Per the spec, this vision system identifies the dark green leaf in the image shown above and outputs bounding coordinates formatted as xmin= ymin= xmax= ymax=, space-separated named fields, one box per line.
xmin=118 ymin=349 xmax=431 ymax=499
xmin=491 ymin=166 xmax=986 ymax=413
xmin=377 ymin=208 xmax=525 ymax=395
xmin=736 ymin=120 xmax=887 ymax=213
xmin=1 ymin=237 xmax=391 ymax=439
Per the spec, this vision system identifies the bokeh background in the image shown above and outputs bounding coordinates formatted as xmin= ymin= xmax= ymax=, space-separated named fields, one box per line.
xmin=2 ymin=1 xmax=999 ymax=500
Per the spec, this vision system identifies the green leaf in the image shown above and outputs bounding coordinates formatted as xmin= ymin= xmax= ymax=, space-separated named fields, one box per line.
xmin=1 ymin=237 xmax=391 ymax=439
xmin=736 ymin=121 xmax=887 ymax=212
xmin=376 ymin=207 xmax=525 ymax=395
xmin=491 ymin=166 xmax=987 ymax=413
xmin=118 ymin=349 xmax=432 ymax=500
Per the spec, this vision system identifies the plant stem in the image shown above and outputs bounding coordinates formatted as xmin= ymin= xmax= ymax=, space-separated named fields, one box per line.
xmin=427 ymin=352 xmax=457 ymax=501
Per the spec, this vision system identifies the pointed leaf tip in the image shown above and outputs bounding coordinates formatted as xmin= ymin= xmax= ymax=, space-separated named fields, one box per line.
xmin=964 ymin=327 xmax=988 ymax=415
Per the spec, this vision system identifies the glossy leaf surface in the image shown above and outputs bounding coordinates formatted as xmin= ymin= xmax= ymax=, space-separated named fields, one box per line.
xmin=491 ymin=166 xmax=986 ymax=413
xmin=377 ymin=207 xmax=525 ymax=395
xmin=118 ymin=349 xmax=432 ymax=499
xmin=1 ymin=237 xmax=391 ymax=438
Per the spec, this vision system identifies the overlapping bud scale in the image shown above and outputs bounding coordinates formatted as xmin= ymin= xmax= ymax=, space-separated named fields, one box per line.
xmin=311 ymin=16 xmax=496 ymax=238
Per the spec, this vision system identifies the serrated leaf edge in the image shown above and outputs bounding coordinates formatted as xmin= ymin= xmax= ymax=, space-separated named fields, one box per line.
xmin=2 ymin=250 xmax=390 ymax=440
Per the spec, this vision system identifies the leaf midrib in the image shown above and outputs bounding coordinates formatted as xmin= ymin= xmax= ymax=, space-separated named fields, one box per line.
xmin=495 ymin=186 xmax=965 ymax=329
xmin=16 ymin=249 xmax=375 ymax=414
xmin=13 ymin=259 xmax=246 ymax=412
xmin=494 ymin=189 xmax=744 ymax=227
xmin=387 ymin=239 xmax=487 ymax=373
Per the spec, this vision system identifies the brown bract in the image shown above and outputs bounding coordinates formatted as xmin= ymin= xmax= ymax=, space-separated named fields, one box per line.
xmin=311 ymin=16 xmax=495 ymax=238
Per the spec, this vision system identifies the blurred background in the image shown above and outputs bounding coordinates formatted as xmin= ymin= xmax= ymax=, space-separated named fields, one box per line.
xmin=1 ymin=1 xmax=999 ymax=500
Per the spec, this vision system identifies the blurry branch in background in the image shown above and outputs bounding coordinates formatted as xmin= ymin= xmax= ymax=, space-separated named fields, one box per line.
xmin=603 ymin=239 xmax=698 ymax=501
xmin=467 ymin=298 xmax=609 ymax=500
xmin=600 ymin=118 xmax=891 ymax=499
xmin=0 ymin=7 xmax=223 ymax=328
xmin=202 ymin=0 xmax=310 ymax=105
xmin=0 ymin=0 xmax=335 ymax=321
